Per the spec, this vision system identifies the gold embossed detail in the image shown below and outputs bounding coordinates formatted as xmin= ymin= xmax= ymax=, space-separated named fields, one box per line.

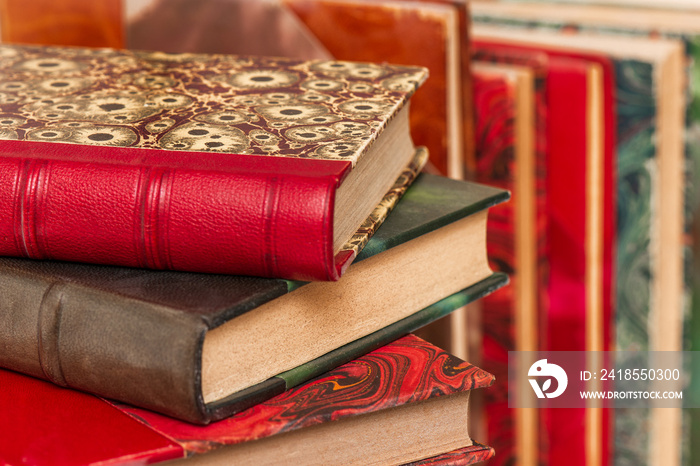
xmin=0 ymin=44 xmax=428 ymax=166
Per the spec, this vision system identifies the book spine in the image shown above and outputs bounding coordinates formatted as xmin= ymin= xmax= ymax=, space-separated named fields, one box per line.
xmin=0 ymin=141 xmax=342 ymax=281
xmin=0 ymin=266 xmax=210 ymax=423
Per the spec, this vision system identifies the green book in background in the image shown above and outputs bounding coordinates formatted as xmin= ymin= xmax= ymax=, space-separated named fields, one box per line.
xmin=0 ymin=173 xmax=509 ymax=424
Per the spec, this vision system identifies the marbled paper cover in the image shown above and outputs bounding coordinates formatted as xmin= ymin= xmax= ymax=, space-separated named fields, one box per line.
xmin=0 ymin=44 xmax=427 ymax=167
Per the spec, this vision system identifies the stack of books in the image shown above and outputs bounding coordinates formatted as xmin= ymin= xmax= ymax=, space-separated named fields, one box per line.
xmin=0 ymin=44 xmax=508 ymax=464
xmin=11 ymin=2 xmax=694 ymax=464
xmin=1 ymin=0 xmax=482 ymax=357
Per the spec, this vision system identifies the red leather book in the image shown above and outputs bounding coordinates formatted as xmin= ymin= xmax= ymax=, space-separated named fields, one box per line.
xmin=0 ymin=43 xmax=427 ymax=281
xmin=0 ymin=335 xmax=495 ymax=465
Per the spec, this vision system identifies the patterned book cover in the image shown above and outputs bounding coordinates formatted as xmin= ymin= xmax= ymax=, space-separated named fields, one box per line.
xmin=0 ymin=43 xmax=428 ymax=281
xmin=116 ymin=0 xmax=473 ymax=179
xmin=404 ymin=443 xmax=495 ymax=466
xmin=0 ymin=335 xmax=496 ymax=465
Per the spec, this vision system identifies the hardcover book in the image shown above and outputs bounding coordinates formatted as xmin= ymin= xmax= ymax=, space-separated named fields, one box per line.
xmin=0 ymin=43 xmax=428 ymax=281
xmin=473 ymin=8 xmax=692 ymax=465
xmin=472 ymin=7 xmax=686 ymax=356
xmin=472 ymin=61 xmax=538 ymax=466
xmin=0 ymin=173 xmax=509 ymax=424
xmin=0 ymin=334 xmax=496 ymax=465
xmin=472 ymin=39 xmax=614 ymax=466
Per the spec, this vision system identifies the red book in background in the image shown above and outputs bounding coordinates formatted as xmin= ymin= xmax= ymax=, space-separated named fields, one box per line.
xmin=472 ymin=38 xmax=617 ymax=466
xmin=0 ymin=335 xmax=495 ymax=465
xmin=472 ymin=59 xmax=541 ymax=466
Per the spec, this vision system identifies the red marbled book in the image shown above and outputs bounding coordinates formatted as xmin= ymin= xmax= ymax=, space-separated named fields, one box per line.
xmin=0 ymin=335 xmax=494 ymax=465
xmin=471 ymin=59 xmax=541 ymax=466
xmin=472 ymin=38 xmax=617 ymax=466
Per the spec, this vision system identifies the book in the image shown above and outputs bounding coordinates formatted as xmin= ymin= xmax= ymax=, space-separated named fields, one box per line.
xmin=472 ymin=38 xmax=614 ymax=466
xmin=471 ymin=7 xmax=698 ymax=465
xmin=474 ymin=6 xmax=694 ymax=465
xmin=0 ymin=172 xmax=509 ymax=424
xmin=473 ymin=3 xmax=686 ymax=355
xmin=0 ymin=43 xmax=428 ymax=281
xmin=472 ymin=61 xmax=538 ymax=466
xmin=0 ymin=334 xmax=496 ymax=465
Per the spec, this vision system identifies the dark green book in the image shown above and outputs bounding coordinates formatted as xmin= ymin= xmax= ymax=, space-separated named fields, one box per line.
xmin=0 ymin=174 xmax=508 ymax=424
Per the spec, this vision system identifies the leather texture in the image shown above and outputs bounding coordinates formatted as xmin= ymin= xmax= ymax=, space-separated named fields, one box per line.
xmin=0 ymin=139 xmax=350 ymax=281
xmin=0 ymin=369 xmax=182 ymax=465
xmin=0 ymin=44 xmax=429 ymax=281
